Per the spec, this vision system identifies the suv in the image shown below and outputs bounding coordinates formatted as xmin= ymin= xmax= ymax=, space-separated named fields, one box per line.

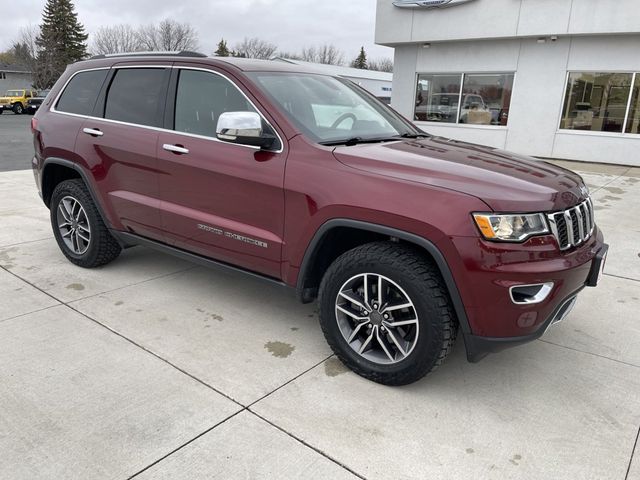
xmin=0 ymin=88 xmax=38 ymax=114
xmin=31 ymin=52 xmax=608 ymax=385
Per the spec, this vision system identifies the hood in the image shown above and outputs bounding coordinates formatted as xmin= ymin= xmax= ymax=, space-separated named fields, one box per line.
xmin=333 ymin=136 xmax=588 ymax=212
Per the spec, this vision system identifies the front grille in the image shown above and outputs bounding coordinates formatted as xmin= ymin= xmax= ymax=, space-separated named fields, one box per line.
xmin=547 ymin=198 xmax=595 ymax=250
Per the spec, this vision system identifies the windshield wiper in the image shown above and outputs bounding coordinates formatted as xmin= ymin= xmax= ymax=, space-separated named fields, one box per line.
xmin=320 ymin=136 xmax=406 ymax=147
xmin=397 ymin=132 xmax=430 ymax=139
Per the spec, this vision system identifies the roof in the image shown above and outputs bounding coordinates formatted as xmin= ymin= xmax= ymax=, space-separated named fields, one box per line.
xmin=271 ymin=58 xmax=393 ymax=82
xmin=0 ymin=63 xmax=32 ymax=74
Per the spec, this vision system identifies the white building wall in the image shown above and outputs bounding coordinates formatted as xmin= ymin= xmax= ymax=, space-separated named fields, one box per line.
xmin=387 ymin=29 xmax=640 ymax=166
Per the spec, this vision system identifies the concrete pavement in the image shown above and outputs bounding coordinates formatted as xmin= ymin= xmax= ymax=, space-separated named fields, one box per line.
xmin=0 ymin=161 xmax=639 ymax=479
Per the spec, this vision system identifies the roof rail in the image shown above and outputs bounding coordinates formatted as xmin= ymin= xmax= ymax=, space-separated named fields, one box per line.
xmin=89 ymin=51 xmax=207 ymax=60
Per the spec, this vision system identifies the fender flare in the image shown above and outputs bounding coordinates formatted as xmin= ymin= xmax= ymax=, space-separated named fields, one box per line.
xmin=296 ymin=218 xmax=471 ymax=337
xmin=41 ymin=157 xmax=114 ymax=230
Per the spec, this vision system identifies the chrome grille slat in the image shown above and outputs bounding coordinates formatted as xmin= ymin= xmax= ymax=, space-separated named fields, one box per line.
xmin=547 ymin=198 xmax=594 ymax=251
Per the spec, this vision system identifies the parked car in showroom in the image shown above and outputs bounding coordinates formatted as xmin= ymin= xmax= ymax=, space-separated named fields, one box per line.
xmin=0 ymin=88 xmax=38 ymax=114
xmin=30 ymin=52 xmax=608 ymax=385
xmin=26 ymin=89 xmax=51 ymax=114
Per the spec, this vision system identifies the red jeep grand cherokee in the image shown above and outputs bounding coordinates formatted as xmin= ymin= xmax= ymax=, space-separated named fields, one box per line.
xmin=31 ymin=52 xmax=608 ymax=385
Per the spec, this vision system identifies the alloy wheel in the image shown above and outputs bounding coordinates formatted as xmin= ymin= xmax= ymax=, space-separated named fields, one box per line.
xmin=335 ymin=273 xmax=419 ymax=364
xmin=56 ymin=196 xmax=91 ymax=255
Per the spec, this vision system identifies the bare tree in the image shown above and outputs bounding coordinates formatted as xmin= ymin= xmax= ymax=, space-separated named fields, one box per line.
xmin=8 ymin=25 xmax=39 ymax=71
xmin=137 ymin=19 xmax=199 ymax=52
xmin=234 ymin=37 xmax=277 ymax=60
xmin=368 ymin=57 xmax=394 ymax=73
xmin=92 ymin=24 xmax=142 ymax=55
xmin=301 ymin=44 xmax=344 ymax=66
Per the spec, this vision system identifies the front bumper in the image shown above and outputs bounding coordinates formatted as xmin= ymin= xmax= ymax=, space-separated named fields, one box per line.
xmin=443 ymin=229 xmax=607 ymax=362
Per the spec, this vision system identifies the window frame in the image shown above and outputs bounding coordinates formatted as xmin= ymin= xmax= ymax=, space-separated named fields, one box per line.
xmin=101 ymin=65 xmax=172 ymax=128
xmin=558 ymin=70 xmax=639 ymax=137
xmin=414 ymin=71 xmax=516 ymax=128
xmin=164 ymin=66 xmax=284 ymax=153
xmin=50 ymin=64 xmax=285 ymax=154
xmin=51 ymin=67 xmax=111 ymax=117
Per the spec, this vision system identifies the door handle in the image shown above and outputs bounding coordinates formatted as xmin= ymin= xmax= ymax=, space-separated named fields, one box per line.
xmin=83 ymin=128 xmax=103 ymax=137
xmin=163 ymin=144 xmax=189 ymax=155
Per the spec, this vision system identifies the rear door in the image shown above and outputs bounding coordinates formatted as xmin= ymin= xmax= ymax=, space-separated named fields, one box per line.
xmin=156 ymin=66 xmax=287 ymax=278
xmin=74 ymin=63 xmax=171 ymax=240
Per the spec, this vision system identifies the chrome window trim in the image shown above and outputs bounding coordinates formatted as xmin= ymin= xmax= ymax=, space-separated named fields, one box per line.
xmin=50 ymin=64 xmax=285 ymax=154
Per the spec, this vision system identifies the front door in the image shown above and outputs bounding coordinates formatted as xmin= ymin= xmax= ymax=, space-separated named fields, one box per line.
xmin=156 ymin=67 xmax=287 ymax=278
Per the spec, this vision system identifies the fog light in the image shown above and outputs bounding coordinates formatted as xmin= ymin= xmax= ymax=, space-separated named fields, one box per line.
xmin=517 ymin=311 xmax=538 ymax=328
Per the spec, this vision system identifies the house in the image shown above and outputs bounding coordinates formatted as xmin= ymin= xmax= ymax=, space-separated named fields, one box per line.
xmin=0 ymin=63 xmax=34 ymax=92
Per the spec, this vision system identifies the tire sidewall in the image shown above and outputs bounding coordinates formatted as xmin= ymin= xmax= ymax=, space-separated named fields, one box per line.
xmin=50 ymin=181 xmax=101 ymax=266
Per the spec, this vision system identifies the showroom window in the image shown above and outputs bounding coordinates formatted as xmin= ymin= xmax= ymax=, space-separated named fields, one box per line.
xmin=415 ymin=73 xmax=514 ymax=126
xmin=560 ymin=72 xmax=640 ymax=134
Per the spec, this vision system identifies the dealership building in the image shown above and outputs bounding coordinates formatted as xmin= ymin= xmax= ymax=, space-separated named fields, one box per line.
xmin=376 ymin=0 xmax=640 ymax=166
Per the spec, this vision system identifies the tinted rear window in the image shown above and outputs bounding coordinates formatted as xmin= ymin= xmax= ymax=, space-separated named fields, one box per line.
xmin=56 ymin=70 xmax=108 ymax=115
xmin=104 ymin=68 xmax=167 ymax=127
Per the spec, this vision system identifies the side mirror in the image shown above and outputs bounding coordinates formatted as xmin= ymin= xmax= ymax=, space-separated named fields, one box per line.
xmin=216 ymin=111 xmax=274 ymax=149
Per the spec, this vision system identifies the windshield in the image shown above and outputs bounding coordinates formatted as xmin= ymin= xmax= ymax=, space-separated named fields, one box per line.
xmin=248 ymin=72 xmax=420 ymax=144
xmin=6 ymin=90 xmax=22 ymax=97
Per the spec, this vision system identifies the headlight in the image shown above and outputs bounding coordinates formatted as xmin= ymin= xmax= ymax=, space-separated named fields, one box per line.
xmin=472 ymin=213 xmax=549 ymax=242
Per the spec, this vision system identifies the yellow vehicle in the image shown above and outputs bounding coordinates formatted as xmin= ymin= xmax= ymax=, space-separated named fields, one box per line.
xmin=0 ymin=89 xmax=38 ymax=114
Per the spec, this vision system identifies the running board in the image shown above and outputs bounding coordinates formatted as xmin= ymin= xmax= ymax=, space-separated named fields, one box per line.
xmin=111 ymin=230 xmax=290 ymax=290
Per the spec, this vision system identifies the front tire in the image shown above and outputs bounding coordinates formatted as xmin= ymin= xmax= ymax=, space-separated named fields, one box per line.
xmin=50 ymin=179 xmax=122 ymax=268
xmin=318 ymin=242 xmax=457 ymax=385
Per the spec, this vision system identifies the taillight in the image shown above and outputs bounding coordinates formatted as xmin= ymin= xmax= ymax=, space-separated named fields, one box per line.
xmin=30 ymin=117 xmax=38 ymax=133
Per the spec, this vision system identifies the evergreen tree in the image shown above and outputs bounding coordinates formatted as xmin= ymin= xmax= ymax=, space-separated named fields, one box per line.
xmin=351 ymin=47 xmax=368 ymax=70
xmin=215 ymin=39 xmax=230 ymax=57
xmin=34 ymin=0 xmax=88 ymax=88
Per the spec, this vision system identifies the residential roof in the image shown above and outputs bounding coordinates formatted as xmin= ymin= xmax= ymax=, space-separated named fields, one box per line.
xmin=0 ymin=63 xmax=32 ymax=74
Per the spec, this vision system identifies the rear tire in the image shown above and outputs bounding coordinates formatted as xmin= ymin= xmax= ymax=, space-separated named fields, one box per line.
xmin=13 ymin=103 xmax=23 ymax=114
xmin=50 ymin=179 xmax=122 ymax=268
xmin=318 ymin=242 xmax=457 ymax=385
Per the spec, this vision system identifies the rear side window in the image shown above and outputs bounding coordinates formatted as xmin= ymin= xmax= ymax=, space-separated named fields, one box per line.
xmin=104 ymin=68 xmax=167 ymax=127
xmin=56 ymin=69 xmax=108 ymax=116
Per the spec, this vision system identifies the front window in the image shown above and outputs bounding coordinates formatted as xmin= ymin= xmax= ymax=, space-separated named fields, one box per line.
xmin=248 ymin=72 xmax=420 ymax=144
xmin=560 ymin=72 xmax=635 ymax=134
xmin=415 ymin=73 xmax=514 ymax=126
xmin=6 ymin=90 xmax=22 ymax=97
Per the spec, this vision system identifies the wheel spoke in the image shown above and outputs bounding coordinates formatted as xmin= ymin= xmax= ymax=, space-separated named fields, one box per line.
xmin=76 ymin=231 xmax=90 ymax=243
xmin=338 ymin=290 xmax=367 ymax=312
xmin=377 ymin=275 xmax=384 ymax=306
xmin=376 ymin=329 xmax=395 ymax=361
xmin=58 ymin=203 xmax=71 ymax=223
xmin=381 ymin=302 xmax=413 ymax=313
xmin=347 ymin=321 xmax=369 ymax=343
xmin=61 ymin=229 xmax=72 ymax=238
xmin=358 ymin=327 xmax=375 ymax=354
xmin=58 ymin=222 xmax=71 ymax=229
xmin=77 ymin=224 xmax=90 ymax=234
xmin=385 ymin=328 xmax=407 ymax=358
xmin=363 ymin=274 xmax=369 ymax=306
xmin=383 ymin=318 xmax=418 ymax=328
xmin=336 ymin=305 xmax=368 ymax=322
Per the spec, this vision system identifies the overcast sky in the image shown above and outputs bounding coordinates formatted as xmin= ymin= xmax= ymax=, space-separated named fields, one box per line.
xmin=1 ymin=0 xmax=393 ymax=62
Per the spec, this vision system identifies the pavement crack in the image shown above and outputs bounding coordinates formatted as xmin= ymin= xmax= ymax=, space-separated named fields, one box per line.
xmin=625 ymin=425 xmax=640 ymax=480
xmin=538 ymin=338 xmax=639 ymax=368
xmin=247 ymin=410 xmax=367 ymax=480
xmin=126 ymin=410 xmax=245 ymax=479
